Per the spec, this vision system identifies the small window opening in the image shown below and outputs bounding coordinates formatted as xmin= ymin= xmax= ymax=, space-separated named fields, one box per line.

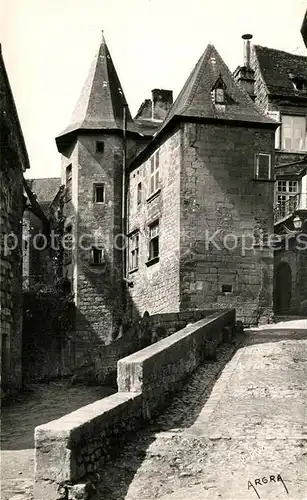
xmin=96 ymin=141 xmax=105 ymax=153
xmin=137 ymin=182 xmax=142 ymax=205
xmin=92 ymin=247 xmax=104 ymax=265
xmin=149 ymin=221 xmax=159 ymax=260
xmin=65 ymin=164 xmax=72 ymax=202
xmin=94 ymin=184 xmax=105 ymax=203
xmin=255 ymin=153 xmax=271 ymax=180
xmin=222 ymin=284 xmax=232 ymax=293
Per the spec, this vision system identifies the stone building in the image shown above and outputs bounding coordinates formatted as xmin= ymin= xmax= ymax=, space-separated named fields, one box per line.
xmin=23 ymin=177 xmax=61 ymax=289
xmin=53 ymin=29 xmax=277 ymax=379
xmin=247 ymin=37 xmax=307 ymax=314
xmin=127 ymin=43 xmax=277 ymax=325
xmin=0 ymin=45 xmax=30 ymax=396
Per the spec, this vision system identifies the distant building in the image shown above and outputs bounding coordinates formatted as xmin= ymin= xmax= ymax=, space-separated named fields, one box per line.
xmin=0 ymin=44 xmax=30 ymax=396
xmin=23 ymin=177 xmax=61 ymax=289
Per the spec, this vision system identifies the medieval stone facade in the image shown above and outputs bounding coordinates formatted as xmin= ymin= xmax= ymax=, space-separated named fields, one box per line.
xmin=0 ymin=45 xmax=30 ymax=396
xmin=52 ymin=31 xmax=277 ymax=380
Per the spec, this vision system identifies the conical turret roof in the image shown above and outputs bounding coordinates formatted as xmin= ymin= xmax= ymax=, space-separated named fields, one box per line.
xmin=56 ymin=32 xmax=139 ymax=142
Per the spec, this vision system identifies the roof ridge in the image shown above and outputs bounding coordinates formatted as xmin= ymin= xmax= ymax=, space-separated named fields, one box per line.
xmin=254 ymin=44 xmax=307 ymax=59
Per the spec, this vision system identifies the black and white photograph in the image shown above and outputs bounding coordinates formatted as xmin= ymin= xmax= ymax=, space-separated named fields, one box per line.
xmin=1 ymin=1 xmax=307 ymax=498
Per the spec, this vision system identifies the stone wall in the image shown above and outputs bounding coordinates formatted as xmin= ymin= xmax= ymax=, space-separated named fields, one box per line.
xmin=0 ymin=49 xmax=28 ymax=395
xmin=34 ymin=308 xmax=235 ymax=500
xmin=0 ymin=165 xmax=24 ymax=395
xmin=35 ymin=392 xmax=143 ymax=500
xmin=118 ymin=309 xmax=235 ymax=418
xmin=127 ymin=127 xmax=181 ymax=317
xmin=93 ymin=308 xmax=220 ymax=383
xmin=180 ymin=122 xmax=275 ymax=325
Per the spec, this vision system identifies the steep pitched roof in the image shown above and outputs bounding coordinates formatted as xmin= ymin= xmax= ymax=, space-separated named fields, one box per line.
xmin=157 ymin=44 xmax=276 ymax=135
xmin=56 ymin=33 xmax=139 ymax=141
xmin=0 ymin=44 xmax=30 ymax=170
xmin=301 ymin=10 xmax=307 ymax=48
xmin=27 ymin=177 xmax=61 ymax=205
xmin=253 ymin=45 xmax=307 ymax=98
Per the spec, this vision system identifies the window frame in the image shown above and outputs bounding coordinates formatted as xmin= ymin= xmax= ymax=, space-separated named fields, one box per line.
xmin=91 ymin=247 xmax=104 ymax=266
xmin=94 ymin=183 xmax=105 ymax=203
xmin=149 ymin=152 xmax=160 ymax=196
xmin=276 ymin=180 xmax=299 ymax=218
xmin=137 ymin=182 xmax=142 ymax=206
xmin=65 ymin=164 xmax=72 ymax=202
xmin=281 ymin=114 xmax=307 ymax=152
xmin=129 ymin=231 xmax=139 ymax=272
xmin=148 ymin=220 xmax=159 ymax=263
xmin=96 ymin=141 xmax=105 ymax=153
xmin=254 ymin=153 xmax=272 ymax=181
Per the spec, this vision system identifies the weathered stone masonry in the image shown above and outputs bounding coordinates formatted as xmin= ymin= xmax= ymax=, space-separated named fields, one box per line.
xmin=180 ymin=122 xmax=275 ymax=324
xmin=0 ymin=46 xmax=30 ymax=395
xmin=127 ymin=127 xmax=181 ymax=317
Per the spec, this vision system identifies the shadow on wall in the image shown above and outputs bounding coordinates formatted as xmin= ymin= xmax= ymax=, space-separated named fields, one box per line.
xmin=94 ymin=326 xmax=307 ymax=500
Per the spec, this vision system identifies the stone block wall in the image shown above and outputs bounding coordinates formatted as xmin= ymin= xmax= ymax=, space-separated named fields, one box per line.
xmin=34 ymin=308 xmax=235 ymax=500
xmin=91 ymin=308 xmax=219 ymax=383
xmin=34 ymin=392 xmax=143 ymax=500
xmin=127 ymin=127 xmax=182 ymax=317
xmin=180 ymin=123 xmax=275 ymax=325
xmin=118 ymin=309 xmax=235 ymax=418
xmin=0 ymin=136 xmax=24 ymax=396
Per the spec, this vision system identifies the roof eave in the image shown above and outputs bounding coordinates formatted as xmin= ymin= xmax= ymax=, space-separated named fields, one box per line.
xmin=0 ymin=48 xmax=30 ymax=171
xmin=55 ymin=126 xmax=149 ymax=153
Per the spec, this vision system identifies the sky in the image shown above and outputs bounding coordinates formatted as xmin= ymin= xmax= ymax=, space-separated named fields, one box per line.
xmin=1 ymin=0 xmax=306 ymax=179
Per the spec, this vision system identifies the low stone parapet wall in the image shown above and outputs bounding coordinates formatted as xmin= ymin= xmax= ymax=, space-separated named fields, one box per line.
xmin=34 ymin=392 xmax=143 ymax=500
xmin=117 ymin=309 xmax=235 ymax=418
xmin=34 ymin=308 xmax=235 ymax=499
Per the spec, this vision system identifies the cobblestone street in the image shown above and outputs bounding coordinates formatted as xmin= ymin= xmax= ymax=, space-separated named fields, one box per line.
xmin=1 ymin=321 xmax=307 ymax=500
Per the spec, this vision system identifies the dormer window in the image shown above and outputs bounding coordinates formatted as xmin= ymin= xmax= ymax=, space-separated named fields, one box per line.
xmin=211 ymin=75 xmax=227 ymax=105
xmin=289 ymin=73 xmax=307 ymax=92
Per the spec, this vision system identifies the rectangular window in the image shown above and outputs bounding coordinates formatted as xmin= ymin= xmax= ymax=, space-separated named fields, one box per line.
xmin=65 ymin=164 xmax=72 ymax=202
xmin=92 ymin=247 xmax=104 ymax=265
xmin=222 ymin=284 xmax=232 ymax=293
xmin=149 ymin=152 xmax=160 ymax=195
xmin=276 ymin=180 xmax=299 ymax=218
xmin=129 ymin=232 xmax=139 ymax=271
xmin=149 ymin=221 xmax=159 ymax=260
xmin=282 ymin=115 xmax=307 ymax=152
xmin=137 ymin=182 xmax=142 ymax=206
xmin=96 ymin=141 xmax=105 ymax=153
xmin=255 ymin=154 xmax=271 ymax=180
xmin=94 ymin=184 xmax=105 ymax=203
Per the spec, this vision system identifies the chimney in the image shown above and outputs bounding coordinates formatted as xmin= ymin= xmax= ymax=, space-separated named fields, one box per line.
xmin=242 ymin=33 xmax=253 ymax=69
xmin=151 ymin=89 xmax=173 ymax=120
xmin=233 ymin=34 xmax=255 ymax=101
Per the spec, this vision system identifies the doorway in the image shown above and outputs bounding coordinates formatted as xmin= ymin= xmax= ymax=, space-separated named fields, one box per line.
xmin=274 ymin=262 xmax=292 ymax=314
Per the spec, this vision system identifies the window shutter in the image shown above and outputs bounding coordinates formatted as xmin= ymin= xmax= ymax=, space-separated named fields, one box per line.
xmin=267 ymin=111 xmax=281 ymax=149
